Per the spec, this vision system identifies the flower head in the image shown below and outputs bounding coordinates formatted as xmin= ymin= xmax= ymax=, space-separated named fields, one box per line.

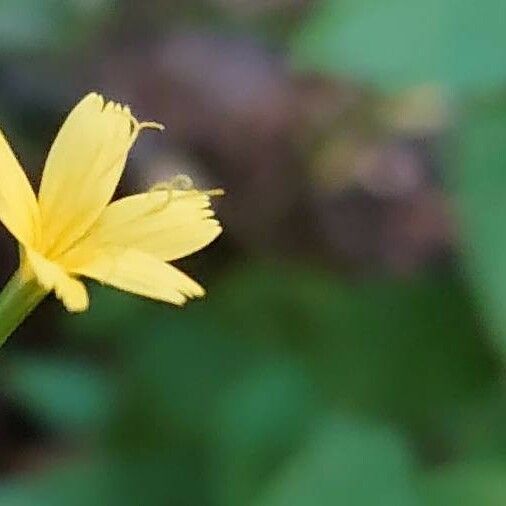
xmin=0 ymin=92 xmax=222 ymax=312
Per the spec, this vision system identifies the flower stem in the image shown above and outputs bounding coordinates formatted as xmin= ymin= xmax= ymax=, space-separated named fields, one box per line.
xmin=0 ymin=270 xmax=47 ymax=348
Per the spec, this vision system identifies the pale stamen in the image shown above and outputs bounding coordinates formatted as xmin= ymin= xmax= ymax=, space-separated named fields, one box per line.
xmin=148 ymin=174 xmax=224 ymax=212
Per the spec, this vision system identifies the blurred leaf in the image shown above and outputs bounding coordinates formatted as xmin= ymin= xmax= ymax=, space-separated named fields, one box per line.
xmin=0 ymin=453 xmax=207 ymax=506
xmin=432 ymin=382 xmax=506 ymax=463
xmin=0 ymin=460 xmax=115 ymax=506
xmin=454 ymin=98 xmax=506 ymax=355
xmin=4 ymin=354 xmax=114 ymax=434
xmin=211 ymin=359 xmax=322 ymax=506
xmin=214 ymin=360 xmax=319 ymax=451
xmin=62 ymin=284 xmax=158 ymax=348
xmin=213 ymin=264 xmax=497 ymax=428
xmin=253 ymin=416 xmax=420 ymax=506
xmin=64 ymin=263 xmax=497 ymax=462
xmin=291 ymin=0 xmax=506 ymax=93
xmin=0 ymin=0 xmax=111 ymax=54
xmin=420 ymin=462 xmax=506 ymax=505
xmin=110 ymin=305 xmax=272 ymax=448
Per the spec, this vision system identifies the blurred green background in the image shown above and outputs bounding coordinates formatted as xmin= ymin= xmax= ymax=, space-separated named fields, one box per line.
xmin=0 ymin=0 xmax=506 ymax=504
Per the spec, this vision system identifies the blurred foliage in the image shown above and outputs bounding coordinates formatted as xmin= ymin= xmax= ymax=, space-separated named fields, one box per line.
xmin=0 ymin=264 xmax=502 ymax=504
xmin=4 ymin=353 xmax=114 ymax=435
xmin=254 ymin=417 xmax=420 ymax=506
xmin=454 ymin=98 xmax=506 ymax=354
xmin=291 ymin=0 xmax=506 ymax=94
xmin=0 ymin=0 xmax=112 ymax=55
xmin=420 ymin=462 xmax=506 ymax=505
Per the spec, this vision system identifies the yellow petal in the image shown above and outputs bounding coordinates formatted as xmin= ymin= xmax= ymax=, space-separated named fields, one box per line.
xmin=38 ymin=92 xmax=155 ymax=259
xmin=67 ymin=190 xmax=222 ymax=263
xmin=0 ymin=130 xmax=39 ymax=246
xmin=74 ymin=248 xmax=205 ymax=306
xmin=25 ymin=249 xmax=89 ymax=312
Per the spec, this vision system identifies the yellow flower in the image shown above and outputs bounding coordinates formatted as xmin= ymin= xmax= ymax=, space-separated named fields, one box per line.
xmin=0 ymin=92 xmax=222 ymax=314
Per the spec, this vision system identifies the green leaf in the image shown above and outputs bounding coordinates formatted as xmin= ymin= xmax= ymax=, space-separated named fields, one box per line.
xmin=110 ymin=306 xmax=273 ymax=448
xmin=454 ymin=99 xmax=506 ymax=354
xmin=211 ymin=360 xmax=322 ymax=506
xmin=291 ymin=0 xmax=506 ymax=93
xmin=64 ymin=263 xmax=497 ymax=448
xmin=213 ymin=264 xmax=497 ymax=428
xmin=253 ymin=417 xmax=420 ymax=506
xmin=62 ymin=284 xmax=157 ymax=348
xmin=0 ymin=0 xmax=111 ymax=54
xmin=4 ymin=354 xmax=114 ymax=433
xmin=420 ymin=462 xmax=506 ymax=506
xmin=0 ymin=454 xmax=207 ymax=506
xmin=436 ymin=384 xmax=506 ymax=462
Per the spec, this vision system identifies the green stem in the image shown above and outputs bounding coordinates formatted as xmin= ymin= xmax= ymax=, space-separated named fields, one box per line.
xmin=0 ymin=270 xmax=47 ymax=348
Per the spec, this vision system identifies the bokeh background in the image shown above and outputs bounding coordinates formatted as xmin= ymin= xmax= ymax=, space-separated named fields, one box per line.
xmin=0 ymin=1 xmax=505 ymax=504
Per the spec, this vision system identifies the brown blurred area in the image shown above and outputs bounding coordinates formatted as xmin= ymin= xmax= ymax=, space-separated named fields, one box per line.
xmin=0 ymin=1 xmax=454 ymax=280
xmin=96 ymin=21 xmax=453 ymax=275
